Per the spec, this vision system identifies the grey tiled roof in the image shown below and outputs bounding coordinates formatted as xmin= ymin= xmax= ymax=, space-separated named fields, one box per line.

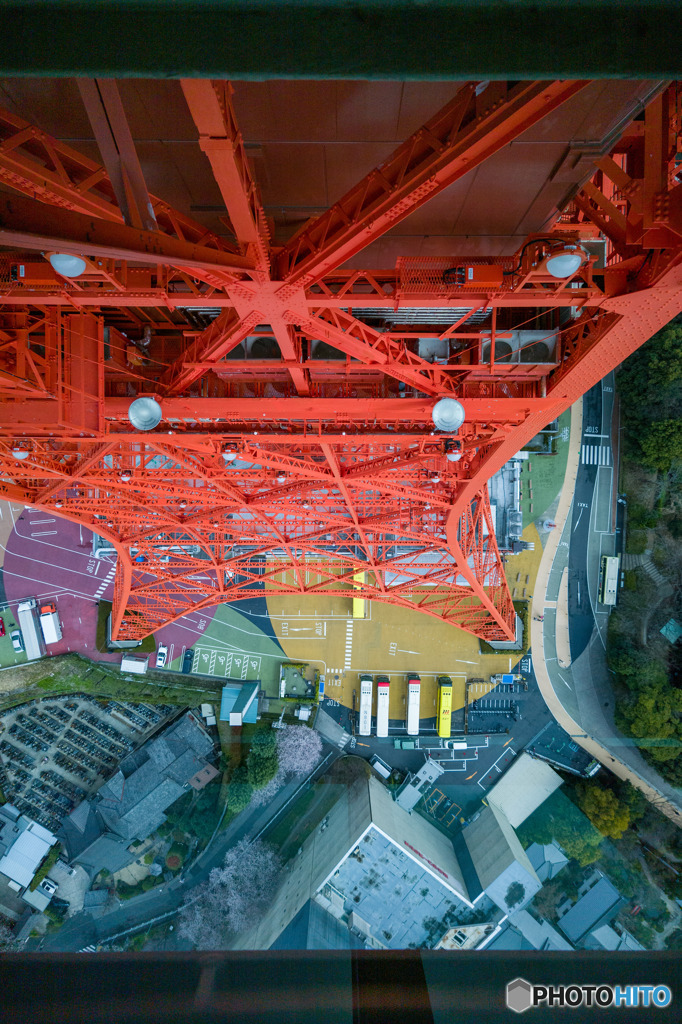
xmin=83 ymin=713 xmax=214 ymax=844
xmin=558 ymin=877 xmax=625 ymax=943
xmin=75 ymin=835 xmax=136 ymax=873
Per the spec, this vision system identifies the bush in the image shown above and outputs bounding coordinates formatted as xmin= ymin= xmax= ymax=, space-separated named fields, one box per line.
xmin=29 ymin=843 xmax=61 ymax=891
xmin=626 ymin=530 xmax=648 ymax=555
xmin=143 ymin=853 xmax=154 ymax=865
xmin=247 ymin=730 xmax=279 ymax=789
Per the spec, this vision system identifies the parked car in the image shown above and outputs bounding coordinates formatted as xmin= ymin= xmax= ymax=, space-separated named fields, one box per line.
xmin=156 ymin=644 xmax=168 ymax=669
xmin=0 ymin=617 xmax=5 ymax=637
xmin=10 ymin=630 xmax=23 ymax=652
xmin=182 ymin=649 xmax=194 ymax=674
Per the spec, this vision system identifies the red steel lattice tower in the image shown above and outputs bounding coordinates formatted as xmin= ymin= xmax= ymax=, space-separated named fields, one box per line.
xmin=0 ymin=79 xmax=681 ymax=642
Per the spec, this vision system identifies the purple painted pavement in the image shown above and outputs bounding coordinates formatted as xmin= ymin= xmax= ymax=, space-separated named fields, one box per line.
xmin=3 ymin=510 xmax=217 ymax=664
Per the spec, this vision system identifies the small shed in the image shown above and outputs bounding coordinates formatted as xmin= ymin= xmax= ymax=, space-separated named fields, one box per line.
xmin=120 ymin=654 xmax=148 ymax=675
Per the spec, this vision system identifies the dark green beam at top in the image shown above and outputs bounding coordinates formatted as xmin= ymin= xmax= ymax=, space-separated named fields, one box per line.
xmin=1 ymin=1 xmax=681 ymax=78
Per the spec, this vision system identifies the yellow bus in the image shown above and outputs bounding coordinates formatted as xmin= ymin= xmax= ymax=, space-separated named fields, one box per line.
xmin=352 ymin=571 xmax=367 ymax=618
xmin=436 ymin=676 xmax=453 ymax=738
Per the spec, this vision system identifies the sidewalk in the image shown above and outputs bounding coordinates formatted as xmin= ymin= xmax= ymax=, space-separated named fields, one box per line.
xmin=532 ymin=398 xmax=682 ymax=826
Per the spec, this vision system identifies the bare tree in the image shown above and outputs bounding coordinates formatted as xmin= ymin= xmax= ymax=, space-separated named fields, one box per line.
xmin=0 ymin=920 xmax=16 ymax=952
xmin=276 ymin=725 xmax=323 ymax=777
xmin=178 ymin=837 xmax=281 ymax=949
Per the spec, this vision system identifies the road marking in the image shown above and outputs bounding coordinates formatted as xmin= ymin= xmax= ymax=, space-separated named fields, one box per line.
xmin=557 ymin=674 xmax=572 ymax=688
xmin=344 ymin=619 xmax=353 ymax=669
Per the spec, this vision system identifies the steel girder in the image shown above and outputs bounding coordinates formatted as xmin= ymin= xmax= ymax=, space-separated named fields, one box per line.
xmin=0 ymin=80 xmax=681 ymax=643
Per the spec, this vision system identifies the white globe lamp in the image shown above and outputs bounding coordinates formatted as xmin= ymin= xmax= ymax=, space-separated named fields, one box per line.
xmin=431 ymin=398 xmax=465 ymax=432
xmin=48 ymin=253 xmax=88 ymax=278
xmin=128 ymin=397 xmax=163 ymax=431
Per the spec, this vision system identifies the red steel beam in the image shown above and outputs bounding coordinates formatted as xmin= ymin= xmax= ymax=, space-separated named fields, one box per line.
xmin=181 ymin=79 xmax=270 ymax=272
xmin=0 ymin=194 xmax=255 ymax=276
xmin=275 ymin=80 xmax=589 ymax=287
xmin=78 ymin=78 xmax=158 ymax=232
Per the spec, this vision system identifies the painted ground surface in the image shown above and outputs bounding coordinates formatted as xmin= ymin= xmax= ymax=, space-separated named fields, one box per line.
xmin=0 ymin=506 xmax=546 ymax=720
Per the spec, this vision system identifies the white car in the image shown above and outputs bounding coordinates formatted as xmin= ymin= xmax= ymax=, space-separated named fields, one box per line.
xmin=10 ymin=630 xmax=23 ymax=652
xmin=156 ymin=645 xmax=168 ymax=668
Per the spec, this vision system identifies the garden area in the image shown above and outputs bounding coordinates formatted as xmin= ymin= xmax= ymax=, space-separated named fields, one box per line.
xmin=518 ymin=769 xmax=681 ymax=949
xmin=607 ymin=315 xmax=682 ymax=787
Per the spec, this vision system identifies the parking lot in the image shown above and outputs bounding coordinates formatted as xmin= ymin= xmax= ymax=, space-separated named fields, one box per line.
xmin=0 ymin=695 xmax=175 ymax=833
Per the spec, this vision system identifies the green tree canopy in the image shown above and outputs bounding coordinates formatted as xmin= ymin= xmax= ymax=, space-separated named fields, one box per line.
xmin=576 ymin=783 xmax=631 ymax=840
xmin=639 ymin=419 xmax=682 ymax=472
xmin=505 ymin=882 xmax=525 ymax=909
xmin=616 ymin=680 xmax=682 ymax=761
xmin=247 ymin=729 xmax=279 ymax=789
xmin=227 ymin=762 xmax=253 ymax=813
xmin=517 ymin=791 xmax=603 ymax=867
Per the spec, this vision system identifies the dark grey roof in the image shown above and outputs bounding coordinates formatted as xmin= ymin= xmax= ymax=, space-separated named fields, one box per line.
xmin=119 ymin=747 xmax=149 ymax=778
xmin=164 ymin=749 xmax=205 ymax=785
xmin=558 ymin=877 xmax=625 ymax=943
xmin=485 ymin=924 xmax=534 ymax=951
xmin=57 ymin=803 xmax=103 ymax=860
xmin=98 ymin=777 xmax=184 ymax=840
xmin=75 ymin=835 xmax=136 ymax=873
xmin=77 ymin=712 xmax=214 ymax=845
xmin=451 ymin=828 xmax=483 ymax=901
xmin=270 ymin=899 xmax=366 ymax=951
xmin=83 ymin=889 xmax=109 ymax=907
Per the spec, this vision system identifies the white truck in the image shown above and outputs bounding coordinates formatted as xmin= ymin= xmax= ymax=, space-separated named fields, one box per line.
xmin=39 ymin=602 xmax=63 ymax=645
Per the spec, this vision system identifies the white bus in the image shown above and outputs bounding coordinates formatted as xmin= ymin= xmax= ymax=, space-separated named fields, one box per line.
xmin=16 ymin=599 xmax=44 ymax=661
xmin=375 ymin=676 xmax=390 ymax=738
xmin=358 ymin=675 xmax=373 ymax=736
xmin=406 ymin=675 xmax=421 ymax=736
xmin=599 ymin=554 xmax=620 ymax=606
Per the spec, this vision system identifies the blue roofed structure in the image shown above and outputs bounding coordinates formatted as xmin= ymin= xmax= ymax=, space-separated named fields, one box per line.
xmin=558 ymin=875 xmax=625 ymax=945
xmin=220 ymin=682 xmax=260 ymax=725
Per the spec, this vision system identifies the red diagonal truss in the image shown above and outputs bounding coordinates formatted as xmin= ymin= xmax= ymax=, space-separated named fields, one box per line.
xmin=0 ymin=79 xmax=680 ymax=645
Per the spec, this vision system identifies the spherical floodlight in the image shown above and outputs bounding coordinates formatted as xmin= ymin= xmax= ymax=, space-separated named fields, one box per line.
xmin=276 ymin=474 xmax=286 ymax=484
xmin=128 ymin=396 xmax=163 ymax=431
xmin=48 ymin=253 xmax=87 ymax=278
xmin=222 ymin=450 xmax=237 ymax=462
xmin=11 ymin=448 xmax=30 ymax=460
xmin=544 ymin=247 xmax=585 ymax=279
xmin=446 ymin=451 xmax=463 ymax=462
xmin=431 ymin=398 xmax=465 ymax=432
xmin=119 ymin=472 xmax=131 ymax=482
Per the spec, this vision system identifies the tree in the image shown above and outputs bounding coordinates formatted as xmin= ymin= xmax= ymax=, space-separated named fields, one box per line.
xmin=505 ymin=882 xmax=525 ymax=909
xmin=178 ymin=838 xmax=281 ymax=949
xmin=226 ymin=763 xmax=253 ymax=813
xmin=517 ymin=791 xmax=603 ymax=867
xmin=616 ymin=681 xmax=682 ymax=760
xmin=276 ymin=725 xmax=323 ymax=777
xmin=247 ymin=730 xmax=279 ymax=788
xmin=577 ymin=783 xmax=631 ymax=841
xmin=639 ymin=419 xmax=682 ymax=472
xmin=0 ymin=920 xmax=16 ymax=952
xmin=249 ymin=769 xmax=285 ymax=809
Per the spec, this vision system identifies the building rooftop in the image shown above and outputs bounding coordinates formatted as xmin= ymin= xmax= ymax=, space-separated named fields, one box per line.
xmin=558 ymin=876 xmax=625 ymax=944
xmin=0 ymin=809 xmax=57 ymax=889
xmin=526 ymin=842 xmax=569 ymax=883
xmin=486 ymin=752 xmax=564 ymax=829
xmin=219 ymin=683 xmax=260 ymax=725
xmin=462 ymin=805 xmax=541 ymax=913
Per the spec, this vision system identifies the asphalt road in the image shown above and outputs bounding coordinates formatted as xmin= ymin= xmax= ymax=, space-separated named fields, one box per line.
xmin=568 ymin=374 xmax=617 ymax=662
xmin=40 ymin=744 xmax=339 ymax=952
